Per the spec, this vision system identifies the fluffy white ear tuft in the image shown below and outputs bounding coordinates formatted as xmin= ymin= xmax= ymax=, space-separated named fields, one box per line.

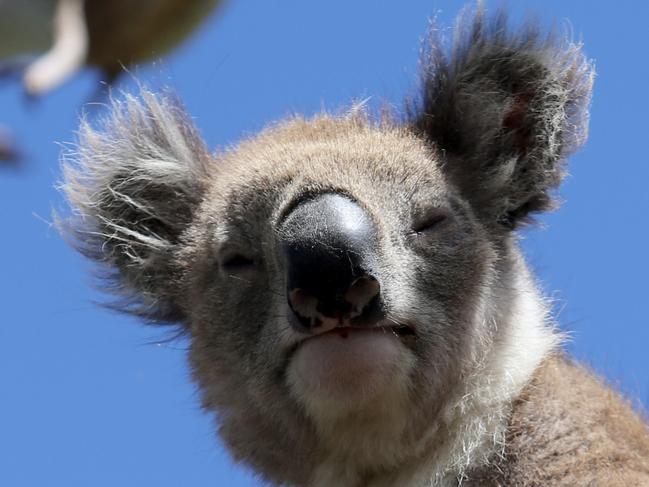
xmin=59 ymin=89 xmax=211 ymax=322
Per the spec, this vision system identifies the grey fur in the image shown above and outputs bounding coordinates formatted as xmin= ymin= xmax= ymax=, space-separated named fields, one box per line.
xmin=59 ymin=6 xmax=649 ymax=487
xmin=410 ymin=6 xmax=593 ymax=227
xmin=60 ymin=91 xmax=211 ymax=321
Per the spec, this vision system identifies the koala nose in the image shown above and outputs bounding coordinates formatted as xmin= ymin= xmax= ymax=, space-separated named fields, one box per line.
xmin=279 ymin=193 xmax=384 ymax=332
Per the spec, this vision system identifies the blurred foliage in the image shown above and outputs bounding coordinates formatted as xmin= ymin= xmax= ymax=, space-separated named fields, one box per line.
xmin=0 ymin=0 xmax=223 ymax=164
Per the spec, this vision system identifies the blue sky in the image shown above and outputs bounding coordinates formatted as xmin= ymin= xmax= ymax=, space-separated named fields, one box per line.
xmin=1 ymin=1 xmax=647 ymax=485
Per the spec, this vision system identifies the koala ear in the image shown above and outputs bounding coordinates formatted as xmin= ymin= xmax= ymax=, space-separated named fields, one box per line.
xmin=59 ymin=90 xmax=211 ymax=322
xmin=411 ymin=7 xmax=594 ymax=228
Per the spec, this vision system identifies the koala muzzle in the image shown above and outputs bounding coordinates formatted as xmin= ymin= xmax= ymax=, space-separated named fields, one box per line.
xmin=279 ymin=193 xmax=384 ymax=332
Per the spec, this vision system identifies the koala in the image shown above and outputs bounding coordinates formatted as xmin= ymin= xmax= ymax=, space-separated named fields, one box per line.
xmin=60 ymin=6 xmax=649 ymax=487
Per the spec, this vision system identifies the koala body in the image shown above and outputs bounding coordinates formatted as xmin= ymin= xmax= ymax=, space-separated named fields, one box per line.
xmin=61 ymin=7 xmax=649 ymax=487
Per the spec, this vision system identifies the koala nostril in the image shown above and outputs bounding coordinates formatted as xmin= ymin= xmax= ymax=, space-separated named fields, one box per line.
xmin=288 ymin=288 xmax=320 ymax=323
xmin=287 ymin=274 xmax=383 ymax=331
xmin=345 ymin=276 xmax=380 ymax=317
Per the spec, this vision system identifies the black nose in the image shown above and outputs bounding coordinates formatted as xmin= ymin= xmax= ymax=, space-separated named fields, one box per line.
xmin=279 ymin=193 xmax=384 ymax=332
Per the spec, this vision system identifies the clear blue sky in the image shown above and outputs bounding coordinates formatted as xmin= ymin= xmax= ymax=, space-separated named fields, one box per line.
xmin=1 ymin=1 xmax=647 ymax=485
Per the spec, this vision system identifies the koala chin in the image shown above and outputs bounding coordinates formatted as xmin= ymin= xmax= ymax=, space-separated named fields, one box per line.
xmin=60 ymin=4 xmax=649 ymax=487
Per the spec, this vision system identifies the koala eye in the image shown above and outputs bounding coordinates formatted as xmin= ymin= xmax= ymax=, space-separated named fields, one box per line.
xmin=220 ymin=253 xmax=257 ymax=273
xmin=412 ymin=212 xmax=449 ymax=235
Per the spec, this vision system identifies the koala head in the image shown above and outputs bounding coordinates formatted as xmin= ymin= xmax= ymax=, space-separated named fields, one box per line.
xmin=61 ymin=8 xmax=593 ymax=486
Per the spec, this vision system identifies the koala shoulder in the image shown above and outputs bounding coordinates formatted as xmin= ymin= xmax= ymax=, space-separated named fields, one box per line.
xmin=466 ymin=356 xmax=649 ymax=486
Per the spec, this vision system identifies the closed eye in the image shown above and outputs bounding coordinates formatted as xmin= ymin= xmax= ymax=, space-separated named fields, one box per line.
xmin=412 ymin=213 xmax=448 ymax=234
xmin=221 ymin=253 xmax=256 ymax=272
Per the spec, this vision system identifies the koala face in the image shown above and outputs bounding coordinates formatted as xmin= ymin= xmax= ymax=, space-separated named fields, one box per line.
xmin=181 ymin=120 xmax=497 ymax=474
xmin=61 ymin=7 xmax=593 ymax=486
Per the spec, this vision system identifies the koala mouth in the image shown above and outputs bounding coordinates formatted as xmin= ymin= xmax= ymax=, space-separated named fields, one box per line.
xmin=285 ymin=320 xmax=418 ymax=404
xmin=282 ymin=320 xmax=418 ymax=372
xmin=281 ymin=320 xmax=418 ymax=396
xmin=390 ymin=324 xmax=417 ymax=338
xmin=307 ymin=321 xmax=417 ymax=342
